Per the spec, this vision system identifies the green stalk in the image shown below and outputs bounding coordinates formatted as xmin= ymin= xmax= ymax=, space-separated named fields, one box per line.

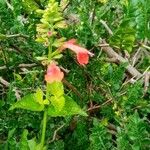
xmin=48 ymin=37 xmax=53 ymax=60
xmin=40 ymin=34 xmax=53 ymax=147
xmin=40 ymin=83 xmax=50 ymax=147
xmin=41 ymin=110 xmax=48 ymax=147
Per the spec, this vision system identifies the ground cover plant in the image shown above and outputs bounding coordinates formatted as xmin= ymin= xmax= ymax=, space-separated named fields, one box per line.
xmin=0 ymin=0 xmax=150 ymax=149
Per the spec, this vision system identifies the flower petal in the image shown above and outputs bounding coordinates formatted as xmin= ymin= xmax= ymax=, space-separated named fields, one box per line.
xmin=45 ymin=62 xmax=64 ymax=83
xmin=60 ymin=39 xmax=94 ymax=65
xmin=77 ymin=52 xmax=89 ymax=65
xmin=63 ymin=43 xmax=94 ymax=57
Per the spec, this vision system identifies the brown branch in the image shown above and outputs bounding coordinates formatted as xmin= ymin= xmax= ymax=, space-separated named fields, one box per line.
xmin=18 ymin=63 xmax=37 ymax=68
xmin=100 ymin=20 xmax=113 ymax=36
xmin=131 ymin=47 xmax=142 ymax=66
xmin=6 ymin=34 xmax=29 ymax=38
xmin=99 ymin=40 xmax=142 ymax=79
xmin=144 ymin=72 xmax=150 ymax=94
xmin=0 ymin=66 xmax=7 ymax=70
xmin=0 ymin=77 xmax=21 ymax=99
xmin=48 ymin=124 xmax=65 ymax=143
xmin=87 ymin=99 xmax=112 ymax=112
xmin=62 ymin=79 xmax=83 ymax=100
xmin=0 ymin=63 xmax=37 ymax=70
xmin=0 ymin=77 xmax=10 ymax=87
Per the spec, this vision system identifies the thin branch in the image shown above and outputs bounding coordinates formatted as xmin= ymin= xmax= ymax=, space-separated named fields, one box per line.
xmin=6 ymin=34 xmax=29 ymax=38
xmin=141 ymin=43 xmax=150 ymax=51
xmin=63 ymin=79 xmax=83 ymax=100
xmin=90 ymin=2 xmax=96 ymax=25
xmin=100 ymin=20 xmax=113 ymax=36
xmin=87 ymin=99 xmax=112 ymax=112
xmin=105 ymin=57 xmax=118 ymax=63
xmin=0 ymin=63 xmax=37 ymax=70
xmin=0 ymin=77 xmax=10 ymax=87
xmin=18 ymin=63 xmax=37 ymax=68
xmin=48 ymin=124 xmax=65 ymax=143
xmin=5 ymin=0 xmax=14 ymax=11
xmin=99 ymin=40 xmax=142 ymax=79
xmin=0 ymin=66 xmax=7 ymax=70
xmin=131 ymin=47 xmax=142 ymax=66
xmin=144 ymin=72 xmax=150 ymax=93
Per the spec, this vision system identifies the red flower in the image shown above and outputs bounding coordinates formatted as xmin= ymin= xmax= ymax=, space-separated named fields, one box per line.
xmin=45 ymin=62 xmax=64 ymax=83
xmin=61 ymin=39 xmax=94 ymax=65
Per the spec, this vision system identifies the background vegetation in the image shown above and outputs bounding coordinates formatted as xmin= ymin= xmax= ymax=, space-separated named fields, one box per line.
xmin=0 ymin=0 xmax=150 ymax=149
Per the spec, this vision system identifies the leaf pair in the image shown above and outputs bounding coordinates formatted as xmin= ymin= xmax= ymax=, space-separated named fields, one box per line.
xmin=9 ymin=91 xmax=44 ymax=112
xmin=9 ymin=82 xmax=87 ymax=117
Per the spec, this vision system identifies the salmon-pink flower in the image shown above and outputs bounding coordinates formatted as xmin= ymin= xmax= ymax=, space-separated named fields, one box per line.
xmin=60 ymin=39 xmax=94 ymax=65
xmin=45 ymin=62 xmax=64 ymax=83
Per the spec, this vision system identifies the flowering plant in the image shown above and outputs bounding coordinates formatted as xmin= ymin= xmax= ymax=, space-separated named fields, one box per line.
xmin=9 ymin=0 xmax=93 ymax=149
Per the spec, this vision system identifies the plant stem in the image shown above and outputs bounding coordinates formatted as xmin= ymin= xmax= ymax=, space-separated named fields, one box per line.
xmin=48 ymin=38 xmax=53 ymax=60
xmin=41 ymin=110 xmax=48 ymax=147
xmin=40 ymin=32 xmax=53 ymax=147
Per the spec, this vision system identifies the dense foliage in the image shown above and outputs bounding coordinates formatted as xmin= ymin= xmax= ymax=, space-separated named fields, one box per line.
xmin=0 ymin=0 xmax=150 ymax=149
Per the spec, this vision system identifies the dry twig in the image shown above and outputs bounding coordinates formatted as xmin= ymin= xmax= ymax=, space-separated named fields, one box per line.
xmin=63 ymin=79 xmax=83 ymax=100
xmin=99 ymin=40 xmax=142 ymax=79
xmin=100 ymin=19 xmax=113 ymax=35
xmin=48 ymin=124 xmax=65 ymax=143
xmin=0 ymin=77 xmax=10 ymax=87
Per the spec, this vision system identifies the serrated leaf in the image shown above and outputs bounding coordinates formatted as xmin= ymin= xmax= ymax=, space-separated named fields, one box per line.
xmin=47 ymin=95 xmax=87 ymax=117
xmin=34 ymin=88 xmax=44 ymax=105
xmin=48 ymin=82 xmax=64 ymax=97
xmin=51 ymin=96 xmax=65 ymax=112
xmin=9 ymin=94 xmax=44 ymax=111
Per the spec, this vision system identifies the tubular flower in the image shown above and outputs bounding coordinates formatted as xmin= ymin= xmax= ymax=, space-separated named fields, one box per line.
xmin=45 ymin=62 xmax=64 ymax=83
xmin=61 ymin=39 xmax=94 ymax=65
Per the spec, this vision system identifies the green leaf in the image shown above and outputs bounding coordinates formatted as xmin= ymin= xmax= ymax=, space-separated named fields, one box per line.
xmin=28 ymin=138 xmax=37 ymax=150
xmin=110 ymin=22 xmax=136 ymax=52
xmin=124 ymin=0 xmax=150 ymax=39
xmin=0 ymin=33 xmax=7 ymax=40
xmin=52 ymin=54 xmax=63 ymax=59
xmin=51 ymin=96 xmax=65 ymax=112
xmin=9 ymin=94 xmax=44 ymax=111
xmin=34 ymin=88 xmax=44 ymax=105
xmin=22 ymin=0 xmax=39 ymax=14
xmin=7 ymin=128 xmax=16 ymax=140
xmin=5 ymin=128 xmax=16 ymax=150
xmin=90 ymin=119 xmax=113 ymax=150
xmin=48 ymin=82 xmax=64 ymax=97
xmin=35 ymin=143 xmax=47 ymax=150
xmin=19 ymin=130 xmax=30 ymax=150
xmin=47 ymin=95 xmax=87 ymax=117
